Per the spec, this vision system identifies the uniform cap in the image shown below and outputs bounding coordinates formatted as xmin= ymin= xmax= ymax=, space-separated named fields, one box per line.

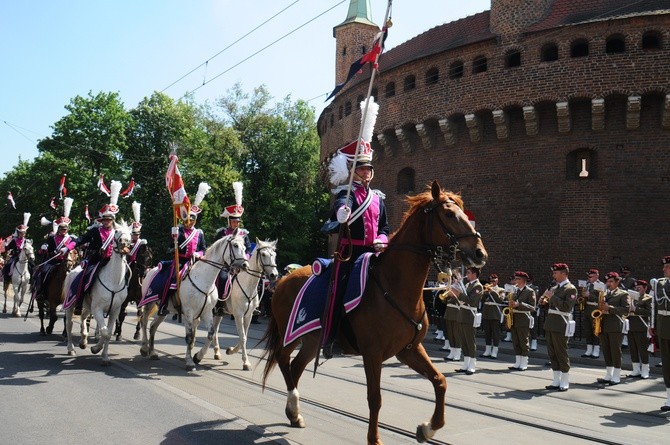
xmin=551 ymin=263 xmax=569 ymax=272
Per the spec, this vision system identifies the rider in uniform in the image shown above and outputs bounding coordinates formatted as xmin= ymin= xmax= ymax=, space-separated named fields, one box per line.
xmin=32 ymin=198 xmax=75 ymax=300
xmin=128 ymin=201 xmax=149 ymax=270
xmin=2 ymin=213 xmax=33 ymax=282
xmin=324 ymin=98 xmax=389 ymax=353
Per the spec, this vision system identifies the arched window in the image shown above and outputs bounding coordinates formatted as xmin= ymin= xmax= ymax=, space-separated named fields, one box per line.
xmin=540 ymin=42 xmax=559 ymax=62
xmin=344 ymin=101 xmax=352 ymax=116
xmin=505 ymin=49 xmax=521 ymax=68
xmin=571 ymin=39 xmax=589 ymax=57
xmin=472 ymin=55 xmax=487 ymax=74
xmin=397 ymin=167 xmax=416 ymax=194
xmin=403 ymin=75 xmax=416 ymax=91
xmin=642 ymin=30 xmax=662 ymax=50
xmin=605 ymin=34 xmax=625 ymax=54
xmin=385 ymin=82 xmax=396 ymax=98
xmin=425 ymin=67 xmax=439 ymax=85
xmin=449 ymin=61 xmax=464 ymax=79
xmin=566 ymin=148 xmax=597 ymax=180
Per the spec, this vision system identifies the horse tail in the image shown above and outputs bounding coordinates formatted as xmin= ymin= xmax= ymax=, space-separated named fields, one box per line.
xmin=258 ymin=312 xmax=280 ymax=391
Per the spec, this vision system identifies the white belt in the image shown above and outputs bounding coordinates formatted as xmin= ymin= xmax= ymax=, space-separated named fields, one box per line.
xmin=484 ymin=302 xmax=504 ymax=306
xmin=658 ymin=310 xmax=670 ymax=316
xmin=586 ymin=302 xmax=598 ymax=306
xmin=446 ymin=304 xmax=460 ymax=309
xmin=548 ymin=309 xmax=572 ymax=317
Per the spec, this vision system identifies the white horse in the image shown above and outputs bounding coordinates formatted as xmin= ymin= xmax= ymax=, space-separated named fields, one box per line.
xmin=3 ymin=240 xmax=35 ymax=317
xmin=64 ymin=222 xmax=132 ymax=365
xmin=205 ymin=239 xmax=278 ymax=370
xmin=139 ymin=229 xmax=248 ymax=371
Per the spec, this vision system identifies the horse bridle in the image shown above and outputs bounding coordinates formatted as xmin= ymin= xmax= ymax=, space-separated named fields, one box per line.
xmin=196 ymin=236 xmax=246 ymax=272
xmin=243 ymin=245 xmax=277 ymax=279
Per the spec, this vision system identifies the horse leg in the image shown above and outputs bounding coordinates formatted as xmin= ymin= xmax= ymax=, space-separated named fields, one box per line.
xmin=211 ymin=314 xmax=223 ymax=360
xmin=240 ymin=312 xmax=253 ymax=370
xmin=79 ymin=311 xmax=90 ymax=350
xmin=362 ymin=353 xmax=384 ymax=445
xmin=133 ymin=306 xmax=143 ymax=341
xmin=65 ymin=308 xmax=76 ymax=356
xmin=193 ymin=311 xmax=215 ymax=365
xmin=225 ymin=311 xmax=245 ymax=364
xmin=280 ymin=333 xmax=320 ymax=428
xmin=96 ymin=304 xmax=122 ymax=365
xmin=115 ymin=299 xmax=129 ymax=341
xmin=2 ymin=282 xmax=7 ymax=313
xmin=396 ymin=344 xmax=446 ymax=443
xmin=139 ymin=304 xmax=151 ymax=356
xmin=12 ymin=284 xmax=21 ymax=317
xmin=38 ymin=299 xmax=47 ymax=335
xmin=47 ymin=305 xmax=58 ymax=335
xmin=148 ymin=312 xmax=166 ymax=360
xmin=184 ymin=316 xmax=197 ymax=371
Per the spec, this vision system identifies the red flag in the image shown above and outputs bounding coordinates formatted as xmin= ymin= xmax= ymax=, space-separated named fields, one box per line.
xmin=59 ymin=174 xmax=67 ymax=198
xmin=84 ymin=204 xmax=91 ymax=222
xmin=49 ymin=197 xmax=57 ymax=209
xmin=97 ymin=174 xmax=110 ymax=197
xmin=120 ymin=178 xmax=136 ymax=198
xmin=165 ymin=155 xmax=190 ymax=220
xmin=7 ymin=192 xmax=16 ymax=209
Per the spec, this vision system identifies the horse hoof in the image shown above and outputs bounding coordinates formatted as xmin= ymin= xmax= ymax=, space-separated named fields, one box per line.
xmin=243 ymin=364 xmax=251 ymax=371
xmin=193 ymin=354 xmax=201 ymax=365
xmin=79 ymin=343 xmax=87 ymax=350
xmin=415 ymin=422 xmax=435 ymax=443
xmin=2 ymin=308 xmax=6 ymax=313
xmin=67 ymin=350 xmax=76 ymax=356
xmin=150 ymin=354 xmax=159 ymax=360
xmin=185 ymin=365 xmax=196 ymax=372
xmin=91 ymin=345 xmax=102 ymax=355
xmin=289 ymin=415 xmax=305 ymax=428
xmin=225 ymin=348 xmax=234 ymax=355
xmin=40 ymin=330 xmax=46 ymax=336
xmin=115 ymin=335 xmax=122 ymax=342
xmin=214 ymin=352 xmax=221 ymax=360
xmin=133 ymin=333 xmax=140 ymax=341
xmin=46 ymin=327 xmax=53 ymax=335
xmin=140 ymin=348 xmax=148 ymax=357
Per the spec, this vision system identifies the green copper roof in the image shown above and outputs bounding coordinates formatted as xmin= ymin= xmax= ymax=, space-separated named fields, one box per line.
xmin=336 ymin=0 xmax=376 ymax=28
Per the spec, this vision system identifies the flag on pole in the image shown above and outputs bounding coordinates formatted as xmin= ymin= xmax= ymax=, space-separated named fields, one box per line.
xmin=7 ymin=192 xmax=16 ymax=209
xmin=49 ymin=197 xmax=57 ymax=209
xmin=59 ymin=174 xmax=68 ymax=198
xmin=97 ymin=174 xmax=110 ymax=196
xmin=84 ymin=204 xmax=91 ymax=222
xmin=326 ymin=23 xmax=390 ymax=101
xmin=120 ymin=178 xmax=136 ymax=198
xmin=165 ymin=154 xmax=190 ymax=220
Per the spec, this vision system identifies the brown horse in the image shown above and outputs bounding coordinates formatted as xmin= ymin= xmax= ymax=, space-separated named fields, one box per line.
xmin=115 ymin=244 xmax=153 ymax=341
xmin=260 ymin=181 xmax=487 ymax=445
xmin=37 ymin=250 xmax=78 ymax=336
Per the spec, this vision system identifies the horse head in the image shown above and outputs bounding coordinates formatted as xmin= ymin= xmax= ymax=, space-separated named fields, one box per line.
xmin=225 ymin=228 xmax=249 ymax=271
xmin=113 ymin=221 xmax=132 ymax=256
xmin=22 ymin=239 xmax=35 ymax=262
xmin=398 ymin=180 xmax=487 ymax=269
xmin=254 ymin=239 xmax=279 ymax=282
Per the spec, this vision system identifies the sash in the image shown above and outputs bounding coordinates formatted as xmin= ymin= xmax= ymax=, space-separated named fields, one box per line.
xmin=179 ymin=229 xmax=199 ymax=250
xmin=129 ymin=239 xmax=146 ymax=257
xmin=101 ymin=230 xmax=114 ymax=252
xmin=347 ymin=188 xmax=374 ymax=225
xmin=55 ymin=235 xmax=71 ymax=252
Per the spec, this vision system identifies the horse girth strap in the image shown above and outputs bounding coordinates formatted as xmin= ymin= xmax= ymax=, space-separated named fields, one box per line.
xmin=368 ymin=270 xmax=426 ymax=350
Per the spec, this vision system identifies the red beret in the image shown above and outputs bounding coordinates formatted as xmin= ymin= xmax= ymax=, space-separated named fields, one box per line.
xmin=489 ymin=274 xmax=498 ymax=280
xmin=551 ymin=263 xmax=569 ymax=272
xmin=587 ymin=268 xmax=599 ymax=276
xmin=635 ymin=279 xmax=648 ymax=287
xmin=514 ymin=271 xmax=530 ymax=280
xmin=605 ymin=272 xmax=621 ymax=281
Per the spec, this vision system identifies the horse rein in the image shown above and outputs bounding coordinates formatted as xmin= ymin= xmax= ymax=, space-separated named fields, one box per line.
xmin=228 ymin=245 xmax=278 ymax=317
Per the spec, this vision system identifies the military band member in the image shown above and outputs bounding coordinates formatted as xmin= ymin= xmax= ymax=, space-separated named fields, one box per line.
xmin=595 ymin=272 xmax=630 ymax=386
xmin=508 ymin=271 xmax=536 ymax=371
xmin=443 ymin=270 xmax=462 ymax=362
xmin=627 ymin=279 xmax=652 ymax=379
xmin=620 ymin=265 xmax=636 ymax=290
xmin=527 ymin=274 xmax=540 ymax=351
xmin=582 ymin=268 xmax=603 ymax=359
xmin=653 ymin=256 xmax=670 ymax=411
xmin=453 ymin=267 xmax=483 ymax=375
xmin=541 ymin=263 xmax=577 ymax=391
xmin=481 ymin=274 xmax=504 ymax=359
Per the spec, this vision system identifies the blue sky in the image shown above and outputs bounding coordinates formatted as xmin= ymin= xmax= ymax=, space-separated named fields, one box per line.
xmin=0 ymin=1 xmax=490 ymax=176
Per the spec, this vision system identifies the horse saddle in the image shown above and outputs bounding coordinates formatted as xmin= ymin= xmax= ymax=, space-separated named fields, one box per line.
xmin=283 ymin=252 xmax=377 ymax=347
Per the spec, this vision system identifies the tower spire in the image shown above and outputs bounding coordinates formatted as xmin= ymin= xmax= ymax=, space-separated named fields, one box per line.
xmin=336 ymin=0 xmax=375 ymax=32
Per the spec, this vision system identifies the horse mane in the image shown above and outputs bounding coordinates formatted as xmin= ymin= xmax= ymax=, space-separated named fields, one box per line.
xmin=390 ymin=184 xmax=463 ymax=241
xmin=113 ymin=219 xmax=131 ymax=235
xmin=255 ymin=239 xmax=277 ymax=250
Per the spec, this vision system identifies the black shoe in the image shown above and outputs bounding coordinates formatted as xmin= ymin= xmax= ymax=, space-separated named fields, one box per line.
xmin=455 ymin=368 xmax=467 ymax=373
xmin=581 ymin=353 xmax=591 ymax=358
xmin=508 ymin=366 xmax=520 ymax=370
xmin=464 ymin=370 xmax=474 ymax=375
xmin=545 ymin=385 xmax=560 ymax=390
xmin=608 ymin=381 xmax=620 ymax=386
xmin=661 ymin=405 xmax=670 ymax=412
xmin=596 ymin=378 xmax=611 ymax=384
xmin=655 ymin=363 xmax=663 ymax=368
xmin=558 ymin=387 xmax=568 ymax=392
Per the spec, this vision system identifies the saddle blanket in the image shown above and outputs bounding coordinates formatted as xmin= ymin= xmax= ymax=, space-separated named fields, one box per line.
xmin=283 ymin=252 xmax=375 ymax=347
xmin=138 ymin=260 xmax=189 ymax=307
xmin=63 ymin=260 xmax=102 ymax=310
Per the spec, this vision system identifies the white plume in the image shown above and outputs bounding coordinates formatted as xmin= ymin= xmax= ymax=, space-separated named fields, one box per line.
xmin=132 ymin=201 xmax=141 ymax=223
xmin=328 ymin=153 xmax=350 ymax=187
xmin=193 ymin=182 xmax=211 ymax=206
xmin=52 ymin=222 xmax=58 ymax=233
xmin=23 ymin=212 xmax=31 ymax=227
xmin=40 ymin=216 xmax=52 ymax=226
xmin=232 ymin=181 xmax=243 ymax=206
xmin=63 ymin=197 xmax=74 ymax=218
xmin=109 ymin=180 xmax=122 ymax=206
xmin=360 ymin=98 xmax=379 ymax=143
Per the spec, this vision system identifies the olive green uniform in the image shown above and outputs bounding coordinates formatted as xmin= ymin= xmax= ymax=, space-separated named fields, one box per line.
xmin=511 ymin=286 xmax=536 ymax=357
xmin=544 ymin=281 xmax=578 ymax=373
xmin=628 ymin=293 xmax=652 ymax=366
xmin=654 ymin=278 xmax=670 ymax=387
xmin=456 ymin=280 xmax=483 ymax=358
xmin=601 ymin=288 xmax=630 ymax=369
xmin=481 ymin=286 xmax=504 ymax=350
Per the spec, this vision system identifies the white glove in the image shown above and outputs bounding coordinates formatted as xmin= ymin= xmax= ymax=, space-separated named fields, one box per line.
xmin=40 ymin=244 xmax=48 ymax=251
xmin=336 ymin=206 xmax=351 ymax=224
xmin=59 ymin=247 xmax=68 ymax=255
xmin=372 ymin=239 xmax=385 ymax=252
xmin=171 ymin=227 xmax=179 ymax=239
